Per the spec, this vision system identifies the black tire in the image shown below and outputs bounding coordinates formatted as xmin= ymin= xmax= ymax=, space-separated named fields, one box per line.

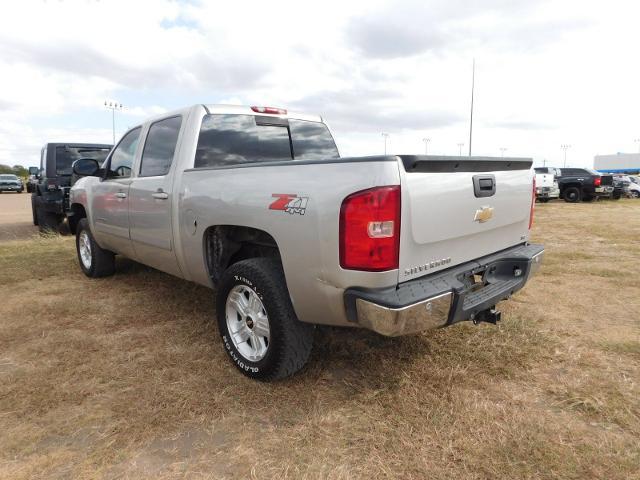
xmin=538 ymin=198 xmax=550 ymax=203
xmin=563 ymin=187 xmax=581 ymax=203
xmin=36 ymin=204 xmax=60 ymax=233
xmin=75 ymin=218 xmax=115 ymax=278
xmin=216 ymin=258 xmax=314 ymax=381
xmin=632 ymin=191 xmax=640 ymax=198
xmin=31 ymin=196 xmax=38 ymax=226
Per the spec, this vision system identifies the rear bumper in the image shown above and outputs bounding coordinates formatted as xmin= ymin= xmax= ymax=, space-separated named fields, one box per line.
xmin=344 ymin=243 xmax=544 ymax=336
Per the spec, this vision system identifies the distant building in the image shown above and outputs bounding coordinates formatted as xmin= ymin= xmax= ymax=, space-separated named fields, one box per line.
xmin=594 ymin=153 xmax=640 ymax=173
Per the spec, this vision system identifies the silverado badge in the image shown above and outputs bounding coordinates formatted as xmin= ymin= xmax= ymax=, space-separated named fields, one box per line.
xmin=474 ymin=206 xmax=494 ymax=223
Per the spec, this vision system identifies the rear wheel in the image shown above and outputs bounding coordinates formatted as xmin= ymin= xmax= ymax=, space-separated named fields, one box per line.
xmin=76 ymin=218 xmax=115 ymax=277
xmin=31 ymin=196 xmax=38 ymax=226
xmin=216 ymin=257 xmax=314 ymax=381
xmin=36 ymin=206 xmax=60 ymax=233
xmin=563 ymin=187 xmax=581 ymax=203
xmin=632 ymin=191 xmax=640 ymax=198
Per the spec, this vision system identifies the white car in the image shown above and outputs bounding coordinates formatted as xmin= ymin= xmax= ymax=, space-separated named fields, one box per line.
xmin=534 ymin=167 xmax=560 ymax=202
xmin=626 ymin=175 xmax=640 ymax=198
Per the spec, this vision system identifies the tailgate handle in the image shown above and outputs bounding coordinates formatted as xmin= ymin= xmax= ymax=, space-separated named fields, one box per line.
xmin=473 ymin=175 xmax=496 ymax=198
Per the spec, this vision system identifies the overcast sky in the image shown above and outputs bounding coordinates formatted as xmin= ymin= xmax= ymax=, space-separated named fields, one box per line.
xmin=1 ymin=0 xmax=639 ymax=168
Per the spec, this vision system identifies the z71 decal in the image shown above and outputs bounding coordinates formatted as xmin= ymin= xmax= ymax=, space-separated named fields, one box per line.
xmin=269 ymin=194 xmax=309 ymax=215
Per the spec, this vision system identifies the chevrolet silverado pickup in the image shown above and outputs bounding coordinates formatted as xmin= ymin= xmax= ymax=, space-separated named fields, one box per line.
xmin=67 ymin=104 xmax=544 ymax=380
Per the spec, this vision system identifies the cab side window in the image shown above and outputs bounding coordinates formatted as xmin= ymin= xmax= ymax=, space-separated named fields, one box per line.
xmin=108 ymin=127 xmax=141 ymax=178
xmin=139 ymin=116 xmax=182 ymax=177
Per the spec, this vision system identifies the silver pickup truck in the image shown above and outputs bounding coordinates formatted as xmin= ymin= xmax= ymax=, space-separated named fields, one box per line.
xmin=68 ymin=104 xmax=543 ymax=380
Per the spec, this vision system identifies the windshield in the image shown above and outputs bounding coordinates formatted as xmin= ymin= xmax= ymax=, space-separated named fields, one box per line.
xmin=55 ymin=146 xmax=111 ymax=175
xmin=0 ymin=174 xmax=19 ymax=181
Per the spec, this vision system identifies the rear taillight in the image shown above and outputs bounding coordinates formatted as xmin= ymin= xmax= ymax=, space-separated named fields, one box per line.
xmin=529 ymin=177 xmax=535 ymax=230
xmin=251 ymin=106 xmax=287 ymax=115
xmin=340 ymin=186 xmax=401 ymax=271
xmin=594 ymin=177 xmax=601 ymax=187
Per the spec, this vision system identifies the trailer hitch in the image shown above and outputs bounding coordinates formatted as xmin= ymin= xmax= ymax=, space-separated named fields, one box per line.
xmin=471 ymin=307 xmax=502 ymax=325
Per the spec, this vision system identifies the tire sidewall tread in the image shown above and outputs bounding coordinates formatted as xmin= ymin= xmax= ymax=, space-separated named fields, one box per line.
xmin=216 ymin=258 xmax=314 ymax=381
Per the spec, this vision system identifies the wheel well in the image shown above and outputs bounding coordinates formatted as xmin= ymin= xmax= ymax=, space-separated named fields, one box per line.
xmin=204 ymin=225 xmax=281 ymax=284
xmin=68 ymin=203 xmax=87 ymax=234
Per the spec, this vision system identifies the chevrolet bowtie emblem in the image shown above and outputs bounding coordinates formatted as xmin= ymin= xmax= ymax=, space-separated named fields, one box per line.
xmin=474 ymin=206 xmax=494 ymax=223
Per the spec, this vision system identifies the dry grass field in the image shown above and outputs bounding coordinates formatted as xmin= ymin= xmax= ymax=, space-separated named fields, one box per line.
xmin=0 ymin=195 xmax=639 ymax=479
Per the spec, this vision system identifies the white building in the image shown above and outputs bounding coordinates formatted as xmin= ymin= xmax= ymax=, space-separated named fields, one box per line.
xmin=594 ymin=153 xmax=640 ymax=173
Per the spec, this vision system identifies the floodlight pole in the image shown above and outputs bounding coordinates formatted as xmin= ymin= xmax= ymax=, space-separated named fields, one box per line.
xmin=422 ymin=137 xmax=431 ymax=155
xmin=382 ymin=132 xmax=390 ymax=155
xmin=468 ymin=58 xmax=475 ymax=157
xmin=104 ymin=101 xmax=124 ymax=144
xmin=561 ymin=144 xmax=571 ymax=167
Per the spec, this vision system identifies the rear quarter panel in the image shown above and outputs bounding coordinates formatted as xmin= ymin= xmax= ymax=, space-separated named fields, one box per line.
xmin=178 ymin=160 xmax=401 ymax=326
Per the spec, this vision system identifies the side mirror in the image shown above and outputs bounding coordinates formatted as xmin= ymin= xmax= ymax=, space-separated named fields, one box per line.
xmin=72 ymin=158 xmax=100 ymax=177
xmin=28 ymin=166 xmax=39 ymax=176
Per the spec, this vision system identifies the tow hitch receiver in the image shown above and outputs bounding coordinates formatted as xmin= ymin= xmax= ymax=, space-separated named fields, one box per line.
xmin=472 ymin=308 xmax=502 ymax=325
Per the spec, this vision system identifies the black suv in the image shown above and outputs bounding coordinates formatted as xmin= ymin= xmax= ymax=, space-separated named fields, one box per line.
xmin=557 ymin=167 xmax=614 ymax=203
xmin=30 ymin=143 xmax=112 ymax=231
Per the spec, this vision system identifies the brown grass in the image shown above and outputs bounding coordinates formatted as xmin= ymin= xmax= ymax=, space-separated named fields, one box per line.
xmin=0 ymin=199 xmax=639 ymax=479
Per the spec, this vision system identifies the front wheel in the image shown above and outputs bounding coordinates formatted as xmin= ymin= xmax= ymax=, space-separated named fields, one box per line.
xmin=216 ymin=258 xmax=314 ymax=381
xmin=632 ymin=191 xmax=640 ymax=198
xmin=76 ymin=218 xmax=115 ymax=277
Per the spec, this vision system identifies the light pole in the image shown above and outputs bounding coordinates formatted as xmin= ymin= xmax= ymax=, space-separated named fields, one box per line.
xmin=635 ymin=138 xmax=640 ymax=153
xmin=560 ymin=144 xmax=571 ymax=167
xmin=457 ymin=143 xmax=465 ymax=156
xmin=104 ymin=101 xmax=124 ymax=144
xmin=382 ymin=132 xmax=390 ymax=155
xmin=499 ymin=147 xmax=507 ymax=158
xmin=422 ymin=137 xmax=431 ymax=155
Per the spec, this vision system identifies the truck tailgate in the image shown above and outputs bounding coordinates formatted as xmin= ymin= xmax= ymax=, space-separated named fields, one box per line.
xmin=397 ymin=156 xmax=534 ymax=282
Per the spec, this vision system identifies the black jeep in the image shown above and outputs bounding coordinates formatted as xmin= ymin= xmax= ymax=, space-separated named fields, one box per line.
xmin=30 ymin=143 xmax=112 ymax=231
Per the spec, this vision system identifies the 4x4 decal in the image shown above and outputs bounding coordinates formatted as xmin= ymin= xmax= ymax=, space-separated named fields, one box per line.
xmin=269 ymin=194 xmax=309 ymax=215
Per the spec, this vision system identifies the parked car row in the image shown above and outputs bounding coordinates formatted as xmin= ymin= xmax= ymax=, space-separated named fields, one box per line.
xmin=533 ymin=167 xmax=640 ymax=203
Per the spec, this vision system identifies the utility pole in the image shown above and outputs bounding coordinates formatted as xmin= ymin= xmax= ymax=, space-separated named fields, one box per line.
xmin=468 ymin=58 xmax=475 ymax=157
xmin=499 ymin=147 xmax=507 ymax=157
xmin=457 ymin=143 xmax=465 ymax=156
xmin=543 ymin=158 xmax=547 ymax=167
xmin=561 ymin=144 xmax=571 ymax=167
xmin=104 ymin=101 xmax=124 ymax=144
xmin=422 ymin=137 xmax=431 ymax=155
xmin=381 ymin=132 xmax=390 ymax=155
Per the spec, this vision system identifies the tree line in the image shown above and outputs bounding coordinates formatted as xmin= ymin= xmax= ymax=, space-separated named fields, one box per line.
xmin=0 ymin=164 xmax=29 ymax=178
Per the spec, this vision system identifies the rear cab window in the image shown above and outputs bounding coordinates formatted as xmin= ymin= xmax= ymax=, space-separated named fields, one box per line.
xmin=194 ymin=114 xmax=339 ymax=168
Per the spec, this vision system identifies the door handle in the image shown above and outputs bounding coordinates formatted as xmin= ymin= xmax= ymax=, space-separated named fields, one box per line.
xmin=152 ymin=191 xmax=169 ymax=200
xmin=115 ymin=192 xmax=127 ymax=199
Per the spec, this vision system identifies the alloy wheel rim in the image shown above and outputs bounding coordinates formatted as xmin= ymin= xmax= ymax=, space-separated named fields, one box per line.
xmin=225 ymin=285 xmax=270 ymax=362
xmin=79 ymin=231 xmax=92 ymax=269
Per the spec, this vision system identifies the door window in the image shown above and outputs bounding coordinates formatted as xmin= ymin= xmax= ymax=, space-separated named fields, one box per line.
xmin=139 ymin=116 xmax=182 ymax=177
xmin=108 ymin=128 xmax=141 ymax=178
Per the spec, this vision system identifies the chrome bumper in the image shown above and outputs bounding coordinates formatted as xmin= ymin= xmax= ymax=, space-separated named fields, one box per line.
xmin=345 ymin=243 xmax=544 ymax=337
